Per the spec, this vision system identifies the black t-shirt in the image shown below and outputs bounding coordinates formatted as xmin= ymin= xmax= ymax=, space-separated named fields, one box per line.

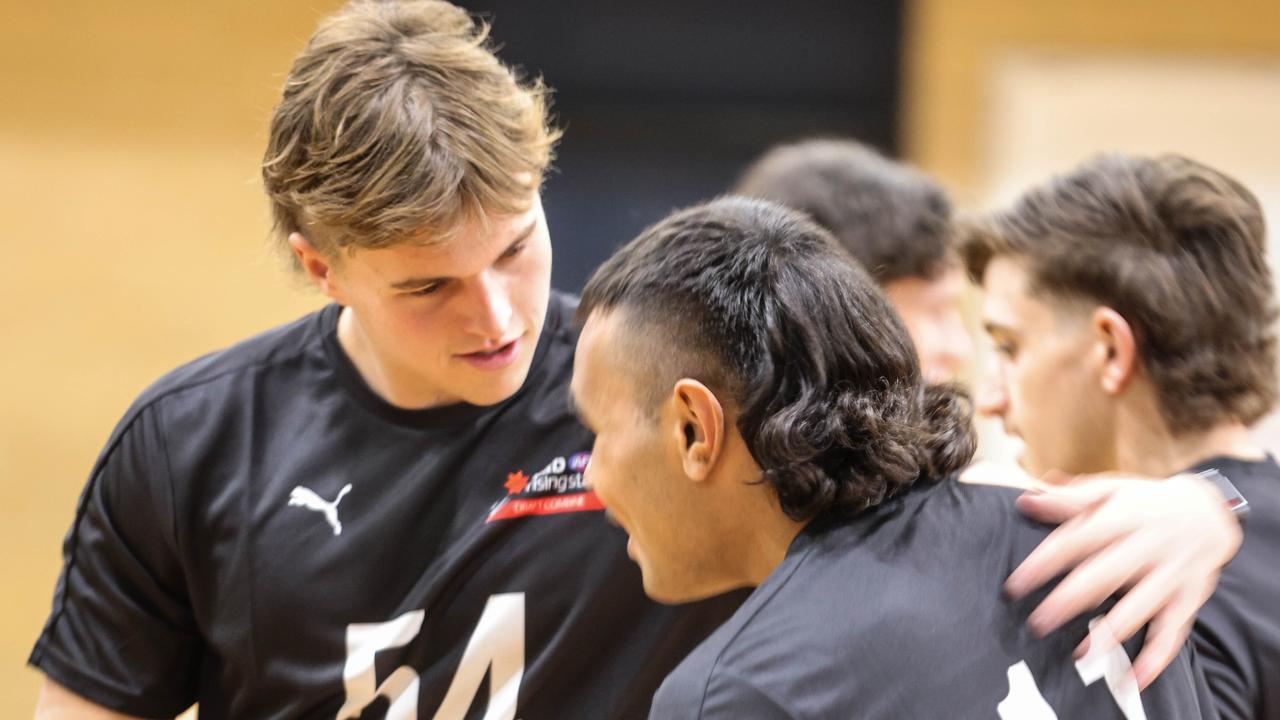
xmin=1187 ymin=454 xmax=1280 ymax=720
xmin=650 ymin=481 xmax=1216 ymax=720
xmin=29 ymin=292 xmax=744 ymax=719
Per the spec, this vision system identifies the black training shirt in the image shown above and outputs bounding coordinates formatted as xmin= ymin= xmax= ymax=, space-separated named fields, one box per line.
xmin=1187 ymin=454 xmax=1280 ymax=720
xmin=650 ymin=481 xmax=1216 ymax=720
xmin=30 ymin=292 xmax=743 ymax=718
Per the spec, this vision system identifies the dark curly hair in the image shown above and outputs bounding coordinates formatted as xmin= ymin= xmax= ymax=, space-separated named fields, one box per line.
xmin=578 ymin=196 xmax=976 ymax=521
xmin=959 ymin=153 xmax=1278 ymax=433
xmin=735 ymin=138 xmax=955 ymax=284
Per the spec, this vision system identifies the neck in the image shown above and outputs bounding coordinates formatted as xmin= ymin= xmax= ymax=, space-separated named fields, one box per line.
xmin=337 ymin=307 xmax=456 ymax=409
xmin=735 ymin=494 xmax=808 ymax=588
xmin=1115 ymin=416 xmax=1264 ymax=477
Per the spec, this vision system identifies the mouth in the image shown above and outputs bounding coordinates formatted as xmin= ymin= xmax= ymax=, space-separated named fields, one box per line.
xmin=602 ymin=511 xmax=640 ymax=559
xmin=457 ymin=337 xmax=522 ymax=371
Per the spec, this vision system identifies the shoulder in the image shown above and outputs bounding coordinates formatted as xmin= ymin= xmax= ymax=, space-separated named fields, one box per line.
xmin=99 ymin=307 xmax=330 ymax=459
xmin=132 ymin=307 xmax=329 ymax=413
xmin=649 ymin=534 xmax=823 ymax=719
xmin=868 ymin=480 xmax=1051 ymax=560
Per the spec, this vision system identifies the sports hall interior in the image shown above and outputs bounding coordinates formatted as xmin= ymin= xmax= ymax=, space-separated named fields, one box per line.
xmin=2 ymin=0 xmax=1278 ymax=713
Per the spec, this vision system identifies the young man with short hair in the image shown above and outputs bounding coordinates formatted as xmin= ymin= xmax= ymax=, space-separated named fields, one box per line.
xmin=571 ymin=196 xmax=1215 ymax=719
xmin=963 ymin=153 xmax=1280 ymax=719
xmin=27 ymin=2 xmax=1245 ymax=717
xmin=29 ymin=3 xmax=743 ymax=717
xmin=737 ymin=138 xmax=971 ymax=382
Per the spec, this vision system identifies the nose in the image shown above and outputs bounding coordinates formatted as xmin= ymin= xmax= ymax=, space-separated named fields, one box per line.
xmin=975 ymin=374 xmax=1008 ymax=418
xmin=942 ymin=314 xmax=975 ymax=371
xmin=919 ymin=313 xmax=975 ymax=383
xmin=462 ymin=269 xmax=513 ymax=339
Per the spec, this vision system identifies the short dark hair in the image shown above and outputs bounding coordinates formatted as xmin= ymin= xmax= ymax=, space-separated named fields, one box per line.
xmin=959 ymin=153 xmax=1278 ymax=432
xmin=579 ymin=196 xmax=976 ymax=521
xmin=735 ymin=138 xmax=954 ymax=283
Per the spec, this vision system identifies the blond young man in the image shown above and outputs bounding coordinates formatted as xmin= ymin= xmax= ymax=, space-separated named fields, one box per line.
xmin=30 ymin=3 xmax=1242 ymax=718
xmin=29 ymin=3 xmax=742 ymax=717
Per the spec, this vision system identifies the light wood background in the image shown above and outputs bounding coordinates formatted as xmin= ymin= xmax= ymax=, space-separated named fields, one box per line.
xmin=0 ymin=2 xmax=341 ymax=712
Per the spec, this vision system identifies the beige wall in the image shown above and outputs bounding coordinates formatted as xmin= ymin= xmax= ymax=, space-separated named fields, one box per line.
xmin=904 ymin=0 xmax=1280 ymax=196
xmin=0 ymin=2 xmax=341 ymax=713
xmin=904 ymin=0 xmax=1280 ymax=463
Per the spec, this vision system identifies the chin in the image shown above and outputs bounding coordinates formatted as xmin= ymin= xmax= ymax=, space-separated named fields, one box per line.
xmin=640 ymin=577 xmax=698 ymax=606
xmin=460 ymin=363 xmax=536 ymax=406
xmin=641 ymin=572 xmax=742 ymax=606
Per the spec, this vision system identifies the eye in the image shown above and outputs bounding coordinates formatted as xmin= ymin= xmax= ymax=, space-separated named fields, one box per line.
xmin=499 ymin=241 xmax=526 ymax=262
xmin=994 ymin=341 xmax=1017 ymax=359
xmin=406 ymin=281 xmax=446 ymax=297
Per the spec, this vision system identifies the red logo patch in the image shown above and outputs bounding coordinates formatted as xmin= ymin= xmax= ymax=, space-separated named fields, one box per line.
xmin=487 ymin=492 xmax=604 ymax=522
xmin=504 ymin=470 xmax=529 ymax=495
xmin=488 ymin=453 xmax=599 ymax=522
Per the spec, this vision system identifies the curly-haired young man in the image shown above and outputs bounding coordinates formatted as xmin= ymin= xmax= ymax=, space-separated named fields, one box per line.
xmin=572 ymin=196 xmax=1214 ymax=719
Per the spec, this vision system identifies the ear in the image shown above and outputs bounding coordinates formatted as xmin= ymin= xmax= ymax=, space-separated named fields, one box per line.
xmin=1090 ymin=307 xmax=1137 ymax=395
xmin=669 ymin=378 xmax=726 ymax=482
xmin=288 ymin=231 xmax=346 ymax=304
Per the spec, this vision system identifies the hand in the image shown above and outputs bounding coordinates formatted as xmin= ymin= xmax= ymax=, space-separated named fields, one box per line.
xmin=1004 ymin=472 xmax=1242 ymax=688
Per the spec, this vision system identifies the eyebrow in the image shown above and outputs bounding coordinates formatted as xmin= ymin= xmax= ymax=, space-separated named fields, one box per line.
xmin=982 ymin=320 xmax=1015 ymax=336
xmin=389 ymin=219 xmax=538 ymax=291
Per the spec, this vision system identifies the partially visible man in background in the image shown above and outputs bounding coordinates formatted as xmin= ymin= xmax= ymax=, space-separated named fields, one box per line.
xmin=963 ymin=152 xmax=1280 ymax=719
xmin=737 ymin=138 xmax=971 ymax=383
xmin=738 ymin=138 xmax=1252 ymax=684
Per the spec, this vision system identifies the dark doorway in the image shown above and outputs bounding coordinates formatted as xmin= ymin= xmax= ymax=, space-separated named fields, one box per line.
xmin=465 ymin=1 xmax=904 ymax=291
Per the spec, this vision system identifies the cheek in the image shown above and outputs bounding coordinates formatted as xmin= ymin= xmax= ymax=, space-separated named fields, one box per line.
xmin=1013 ymin=348 xmax=1073 ymax=423
xmin=584 ymin=438 xmax=626 ymax=504
xmin=515 ymin=242 xmax=553 ymax=309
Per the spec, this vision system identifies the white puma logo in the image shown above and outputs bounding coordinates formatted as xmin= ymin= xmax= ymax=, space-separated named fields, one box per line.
xmin=288 ymin=484 xmax=353 ymax=536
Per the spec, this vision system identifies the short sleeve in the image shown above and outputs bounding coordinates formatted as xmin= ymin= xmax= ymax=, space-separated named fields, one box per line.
xmin=29 ymin=401 xmax=201 ymax=717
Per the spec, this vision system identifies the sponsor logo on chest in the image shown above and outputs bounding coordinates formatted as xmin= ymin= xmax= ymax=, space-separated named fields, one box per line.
xmin=487 ymin=451 xmax=601 ymax=522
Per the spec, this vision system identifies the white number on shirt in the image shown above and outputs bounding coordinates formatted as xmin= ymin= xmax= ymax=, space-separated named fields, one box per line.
xmin=997 ymin=618 xmax=1147 ymax=720
xmin=335 ymin=593 xmax=526 ymax=720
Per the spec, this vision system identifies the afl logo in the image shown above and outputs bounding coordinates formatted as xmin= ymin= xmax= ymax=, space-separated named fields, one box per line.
xmin=568 ymin=451 xmax=591 ymax=472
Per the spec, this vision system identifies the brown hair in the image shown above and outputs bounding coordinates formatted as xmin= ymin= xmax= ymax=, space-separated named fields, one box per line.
xmin=735 ymin=138 xmax=955 ymax=284
xmin=960 ymin=153 xmax=1278 ymax=432
xmin=580 ymin=197 xmax=975 ymax=521
xmin=262 ymin=0 xmax=561 ymax=259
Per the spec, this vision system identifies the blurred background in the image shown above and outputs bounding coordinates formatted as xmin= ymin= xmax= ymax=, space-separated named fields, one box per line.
xmin=2 ymin=0 xmax=1278 ymax=713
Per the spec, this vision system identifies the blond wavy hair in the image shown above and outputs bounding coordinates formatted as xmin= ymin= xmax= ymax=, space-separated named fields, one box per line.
xmin=262 ymin=0 xmax=560 ymax=258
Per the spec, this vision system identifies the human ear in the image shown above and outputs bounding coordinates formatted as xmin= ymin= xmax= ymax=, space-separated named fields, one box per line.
xmin=288 ymin=232 xmax=346 ymax=304
xmin=1091 ymin=307 xmax=1137 ymax=395
xmin=670 ymin=379 xmax=725 ymax=481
